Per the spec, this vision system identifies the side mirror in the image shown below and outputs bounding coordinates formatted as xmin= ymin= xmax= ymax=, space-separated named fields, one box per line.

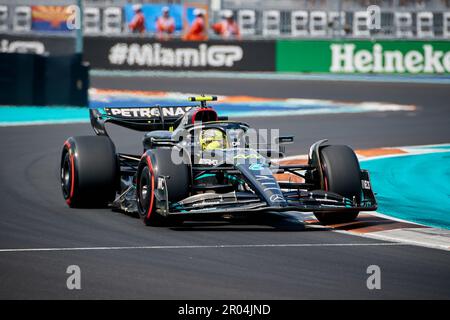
xmin=276 ymin=136 xmax=294 ymax=144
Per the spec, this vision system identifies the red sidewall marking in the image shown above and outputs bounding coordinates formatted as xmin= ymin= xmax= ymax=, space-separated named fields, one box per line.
xmin=322 ymin=164 xmax=328 ymax=191
xmin=64 ymin=141 xmax=75 ymax=205
xmin=145 ymin=155 xmax=155 ymax=219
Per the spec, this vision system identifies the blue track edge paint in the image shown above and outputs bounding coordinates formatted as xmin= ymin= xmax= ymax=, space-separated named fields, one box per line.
xmin=361 ymin=150 xmax=450 ymax=230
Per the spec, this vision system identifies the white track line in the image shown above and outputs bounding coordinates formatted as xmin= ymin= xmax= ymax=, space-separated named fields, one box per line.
xmin=0 ymin=120 xmax=89 ymax=127
xmin=333 ymin=230 xmax=450 ymax=252
xmin=369 ymin=211 xmax=428 ymax=226
xmin=90 ymin=70 xmax=450 ymax=85
xmin=0 ymin=242 xmax=408 ymax=253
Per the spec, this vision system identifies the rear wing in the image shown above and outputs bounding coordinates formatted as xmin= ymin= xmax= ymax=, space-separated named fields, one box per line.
xmin=89 ymin=106 xmax=195 ymax=135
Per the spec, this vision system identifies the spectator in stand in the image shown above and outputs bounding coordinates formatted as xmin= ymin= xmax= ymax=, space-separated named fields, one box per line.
xmin=156 ymin=6 xmax=175 ymax=40
xmin=183 ymin=8 xmax=207 ymax=41
xmin=212 ymin=10 xmax=241 ymax=39
xmin=129 ymin=4 xmax=145 ymax=34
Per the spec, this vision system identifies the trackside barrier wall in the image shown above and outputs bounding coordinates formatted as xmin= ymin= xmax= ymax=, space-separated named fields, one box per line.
xmin=83 ymin=36 xmax=276 ymax=72
xmin=2 ymin=33 xmax=450 ymax=75
xmin=85 ymin=37 xmax=449 ymax=74
xmin=0 ymin=52 xmax=35 ymax=105
xmin=0 ymin=53 xmax=89 ymax=106
xmin=276 ymin=40 xmax=450 ymax=74
xmin=0 ymin=33 xmax=75 ymax=55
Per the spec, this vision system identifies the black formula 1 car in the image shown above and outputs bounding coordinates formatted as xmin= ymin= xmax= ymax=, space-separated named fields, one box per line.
xmin=60 ymin=96 xmax=377 ymax=226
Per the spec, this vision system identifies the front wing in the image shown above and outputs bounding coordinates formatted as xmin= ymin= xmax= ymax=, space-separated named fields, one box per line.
xmin=112 ymin=187 xmax=377 ymax=220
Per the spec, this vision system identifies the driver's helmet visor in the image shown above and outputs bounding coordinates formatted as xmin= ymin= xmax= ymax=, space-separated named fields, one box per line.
xmin=200 ymin=129 xmax=227 ymax=150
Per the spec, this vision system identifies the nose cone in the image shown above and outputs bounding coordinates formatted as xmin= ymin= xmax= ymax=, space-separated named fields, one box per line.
xmin=236 ymin=161 xmax=287 ymax=207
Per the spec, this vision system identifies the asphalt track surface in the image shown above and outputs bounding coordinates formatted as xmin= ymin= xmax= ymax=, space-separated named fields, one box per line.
xmin=0 ymin=76 xmax=449 ymax=299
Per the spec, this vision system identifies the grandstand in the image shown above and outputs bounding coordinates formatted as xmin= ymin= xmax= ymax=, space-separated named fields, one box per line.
xmin=0 ymin=0 xmax=449 ymax=38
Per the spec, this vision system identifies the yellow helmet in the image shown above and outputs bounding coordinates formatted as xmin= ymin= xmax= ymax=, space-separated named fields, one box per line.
xmin=200 ymin=129 xmax=227 ymax=151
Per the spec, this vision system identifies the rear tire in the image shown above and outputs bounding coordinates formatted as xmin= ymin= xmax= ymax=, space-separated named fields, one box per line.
xmin=137 ymin=147 xmax=190 ymax=226
xmin=61 ymin=136 xmax=118 ymax=208
xmin=313 ymin=145 xmax=361 ymax=225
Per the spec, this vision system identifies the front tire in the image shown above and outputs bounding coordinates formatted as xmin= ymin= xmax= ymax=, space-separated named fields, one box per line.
xmin=314 ymin=145 xmax=361 ymax=225
xmin=136 ymin=147 xmax=190 ymax=226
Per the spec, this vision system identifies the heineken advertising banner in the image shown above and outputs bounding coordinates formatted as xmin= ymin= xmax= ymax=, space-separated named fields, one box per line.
xmin=277 ymin=40 xmax=450 ymax=74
